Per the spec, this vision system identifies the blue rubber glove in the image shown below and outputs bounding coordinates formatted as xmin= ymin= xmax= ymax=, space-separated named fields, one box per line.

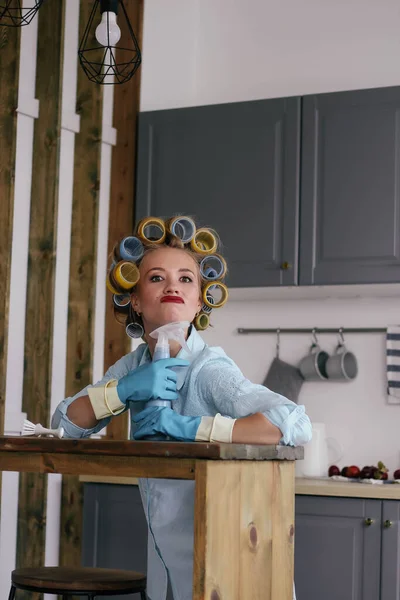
xmin=117 ymin=358 xmax=190 ymax=404
xmin=133 ymin=406 xmax=201 ymax=442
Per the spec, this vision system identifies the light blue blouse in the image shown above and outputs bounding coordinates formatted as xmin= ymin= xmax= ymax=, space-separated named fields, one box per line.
xmin=52 ymin=327 xmax=310 ymax=600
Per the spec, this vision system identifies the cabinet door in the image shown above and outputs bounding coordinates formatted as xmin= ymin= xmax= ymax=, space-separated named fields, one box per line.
xmin=295 ymin=495 xmax=381 ymax=600
xmin=381 ymin=500 xmax=400 ymax=600
xmin=300 ymin=86 xmax=400 ymax=285
xmin=135 ymin=98 xmax=301 ymax=287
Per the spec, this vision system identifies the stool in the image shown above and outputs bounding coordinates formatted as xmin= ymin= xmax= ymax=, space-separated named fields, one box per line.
xmin=8 ymin=566 xmax=147 ymax=599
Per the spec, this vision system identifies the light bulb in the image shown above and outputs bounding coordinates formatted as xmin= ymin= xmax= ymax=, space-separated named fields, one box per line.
xmin=95 ymin=11 xmax=121 ymax=47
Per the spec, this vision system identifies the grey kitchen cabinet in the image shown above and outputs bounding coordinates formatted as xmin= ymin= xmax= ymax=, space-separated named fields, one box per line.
xmin=381 ymin=500 xmax=400 ymax=600
xmin=300 ymin=86 xmax=400 ymax=285
xmin=295 ymin=495 xmax=400 ymax=600
xmin=82 ymin=483 xmax=174 ymax=600
xmin=135 ymin=98 xmax=301 ymax=287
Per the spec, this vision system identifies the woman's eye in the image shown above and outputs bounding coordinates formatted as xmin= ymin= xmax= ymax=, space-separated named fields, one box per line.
xmin=180 ymin=276 xmax=193 ymax=283
xmin=150 ymin=275 xmax=163 ymax=282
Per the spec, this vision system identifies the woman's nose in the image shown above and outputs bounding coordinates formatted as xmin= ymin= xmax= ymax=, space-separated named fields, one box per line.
xmin=164 ymin=278 xmax=180 ymax=294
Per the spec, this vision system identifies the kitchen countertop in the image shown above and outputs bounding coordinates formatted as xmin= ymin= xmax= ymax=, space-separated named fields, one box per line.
xmin=79 ymin=475 xmax=400 ymax=500
xmin=295 ymin=477 xmax=400 ymax=500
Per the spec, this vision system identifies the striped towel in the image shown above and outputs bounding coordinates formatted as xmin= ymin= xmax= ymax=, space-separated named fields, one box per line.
xmin=387 ymin=326 xmax=400 ymax=403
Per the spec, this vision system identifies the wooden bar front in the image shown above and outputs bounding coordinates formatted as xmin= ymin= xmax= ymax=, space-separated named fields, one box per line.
xmin=0 ymin=437 xmax=303 ymax=600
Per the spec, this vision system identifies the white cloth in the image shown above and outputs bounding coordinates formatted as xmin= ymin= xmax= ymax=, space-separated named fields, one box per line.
xmin=387 ymin=326 xmax=400 ymax=403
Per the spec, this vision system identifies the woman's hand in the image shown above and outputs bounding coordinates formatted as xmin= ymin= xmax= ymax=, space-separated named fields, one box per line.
xmin=133 ymin=406 xmax=201 ymax=441
xmin=117 ymin=358 xmax=189 ymax=404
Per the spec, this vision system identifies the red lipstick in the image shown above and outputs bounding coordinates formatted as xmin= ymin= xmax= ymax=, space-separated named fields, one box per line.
xmin=161 ymin=296 xmax=184 ymax=303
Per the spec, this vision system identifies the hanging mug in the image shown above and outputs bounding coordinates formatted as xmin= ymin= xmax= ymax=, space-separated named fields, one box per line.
xmin=326 ymin=329 xmax=358 ymax=381
xmin=298 ymin=331 xmax=329 ymax=381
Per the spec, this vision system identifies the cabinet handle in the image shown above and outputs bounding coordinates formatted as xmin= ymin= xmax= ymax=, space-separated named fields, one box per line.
xmin=384 ymin=520 xmax=393 ymax=528
xmin=281 ymin=261 xmax=292 ymax=270
xmin=364 ymin=518 xmax=374 ymax=526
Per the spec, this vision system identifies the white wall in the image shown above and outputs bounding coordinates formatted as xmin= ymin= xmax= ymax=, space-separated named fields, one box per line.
xmin=200 ymin=294 xmax=400 ymax=474
xmin=140 ymin=0 xmax=400 ymax=111
xmin=140 ymin=0 xmax=400 ymax=475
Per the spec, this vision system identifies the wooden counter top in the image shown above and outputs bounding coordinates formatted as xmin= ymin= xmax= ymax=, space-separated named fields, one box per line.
xmin=0 ymin=437 xmax=303 ymax=479
xmin=295 ymin=477 xmax=400 ymax=500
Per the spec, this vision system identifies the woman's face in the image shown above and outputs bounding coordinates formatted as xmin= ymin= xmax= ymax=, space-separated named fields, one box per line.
xmin=131 ymin=247 xmax=202 ymax=334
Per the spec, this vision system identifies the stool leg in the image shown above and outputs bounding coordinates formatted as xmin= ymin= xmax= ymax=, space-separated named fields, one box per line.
xmin=8 ymin=586 xmax=16 ymax=600
xmin=140 ymin=591 xmax=147 ymax=600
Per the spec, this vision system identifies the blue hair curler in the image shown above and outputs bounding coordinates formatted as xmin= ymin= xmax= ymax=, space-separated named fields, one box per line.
xmin=113 ymin=294 xmax=131 ymax=312
xmin=200 ymin=255 xmax=226 ymax=281
xmin=119 ymin=236 xmax=144 ymax=262
xmin=167 ymin=216 xmax=196 ymax=243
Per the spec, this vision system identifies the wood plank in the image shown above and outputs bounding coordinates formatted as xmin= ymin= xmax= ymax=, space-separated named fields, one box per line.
xmin=0 ymin=437 xmax=303 ymax=460
xmin=79 ymin=475 xmax=139 ymax=485
xmin=0 ymin=452 xmax=196 ymax=479
xmin=16 ymin=0 xmax=64 ymax=592
xmin=60 ymin=0 xmax=104 ymax=570
xmin=104 ymin=0 xmax=144 ymax=441
xmin=270 ymin=461 xmax=295 ymax=600
xmin=0 ymin=20 xmax=20 ymax=516
xmin=193 ymin=461 xmax=295 ymax=600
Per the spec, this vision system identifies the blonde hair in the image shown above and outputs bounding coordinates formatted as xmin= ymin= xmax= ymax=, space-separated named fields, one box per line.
xmin=108 ymin=216 xmax=228 ymax=335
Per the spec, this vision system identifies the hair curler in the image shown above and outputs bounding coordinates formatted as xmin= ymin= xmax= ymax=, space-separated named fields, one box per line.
xmin=136 ymin=217 xmax=166 ymax=244
xmin=166 ymin=216 xmax=196 ymax=243
xmin=194 ymin=313 xmax=210 ymax=331
xmin=203 ymin=281 xmax=229 ymax=309
xmin=113 ymin=294 xmax=131 ymax=312
xmin=190 ymin=228 xmax=218 ymax=255
xmin=118 ymin=236 xmax=144 ymax=262
xmin=200 ymin=254 xmax=226 ymax=281
xmin=113 ymin=261 xmax=140 ymax=290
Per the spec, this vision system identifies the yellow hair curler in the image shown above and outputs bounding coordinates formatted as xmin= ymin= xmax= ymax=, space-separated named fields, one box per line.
xmin=194 ymin=312 xmax=210 ymax=331
xmin=136 ymin=217 xmax=166 ymax=244
xmin=190 ymin=228 xmax=218 ymax=255
xmin=202 ymin=281 xmax=229 ymax=309
xmin=113 ymin=261 xmax=140 ymax=290
xmin=106 ymin=271 xmax=121 ymax=294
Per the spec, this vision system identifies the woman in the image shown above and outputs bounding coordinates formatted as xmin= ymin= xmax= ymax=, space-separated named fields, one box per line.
xmin=52 ymin=215 xmax=312 ymax=600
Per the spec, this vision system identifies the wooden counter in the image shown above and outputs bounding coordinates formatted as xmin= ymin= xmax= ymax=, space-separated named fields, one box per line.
xmin=0 ymin=436 xmax=303 ymax=600
xmin=295 ymin=476 xmax=400 ymax=500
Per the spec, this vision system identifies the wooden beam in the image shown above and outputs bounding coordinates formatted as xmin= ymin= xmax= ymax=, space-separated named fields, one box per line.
xmin=104 ymin=0 xmax=144 ymax=441
xmin=15 ymin=0 xmax=64 ymax=591
xmin=0 ymin=23 xmax=20 ymax=514
xmin=0 ymin=452 xmax=197 ymax=479
xmin=60 ymin=0 xmax=104 ymax=570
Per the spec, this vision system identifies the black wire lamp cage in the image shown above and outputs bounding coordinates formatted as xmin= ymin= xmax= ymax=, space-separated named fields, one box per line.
xmin=78 ymin=0 xmax=141 ymax=85
xmin=0 ymin=0 xmax=44 ymax=27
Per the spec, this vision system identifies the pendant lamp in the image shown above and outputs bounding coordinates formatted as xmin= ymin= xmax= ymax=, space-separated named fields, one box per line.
xmin=78 ymin=0 xmax=141 ymax=85
xmin=0 ymin=0 xmax=44 ymax=27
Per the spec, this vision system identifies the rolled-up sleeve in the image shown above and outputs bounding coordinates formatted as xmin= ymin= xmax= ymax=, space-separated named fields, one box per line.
xmin=51 ymin=390 xmax=111 ymax=438
xmin=51 ymin=354 xmax=134 ymax=439
xmin=197 ymin=357 xmax=312 ymax=446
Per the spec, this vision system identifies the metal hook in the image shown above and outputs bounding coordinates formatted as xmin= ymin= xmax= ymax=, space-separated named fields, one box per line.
xmin=311 ymin=328 xmax=318 ymax=345
xmin=276 ymin=328 xmax=280 ymax=358
xmin=338 ymin=327 xmax=345 ymax=345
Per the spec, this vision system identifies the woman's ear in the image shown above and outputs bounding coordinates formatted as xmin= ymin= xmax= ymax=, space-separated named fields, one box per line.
xmin=131 ymin=294 xmax=141 ymax=314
